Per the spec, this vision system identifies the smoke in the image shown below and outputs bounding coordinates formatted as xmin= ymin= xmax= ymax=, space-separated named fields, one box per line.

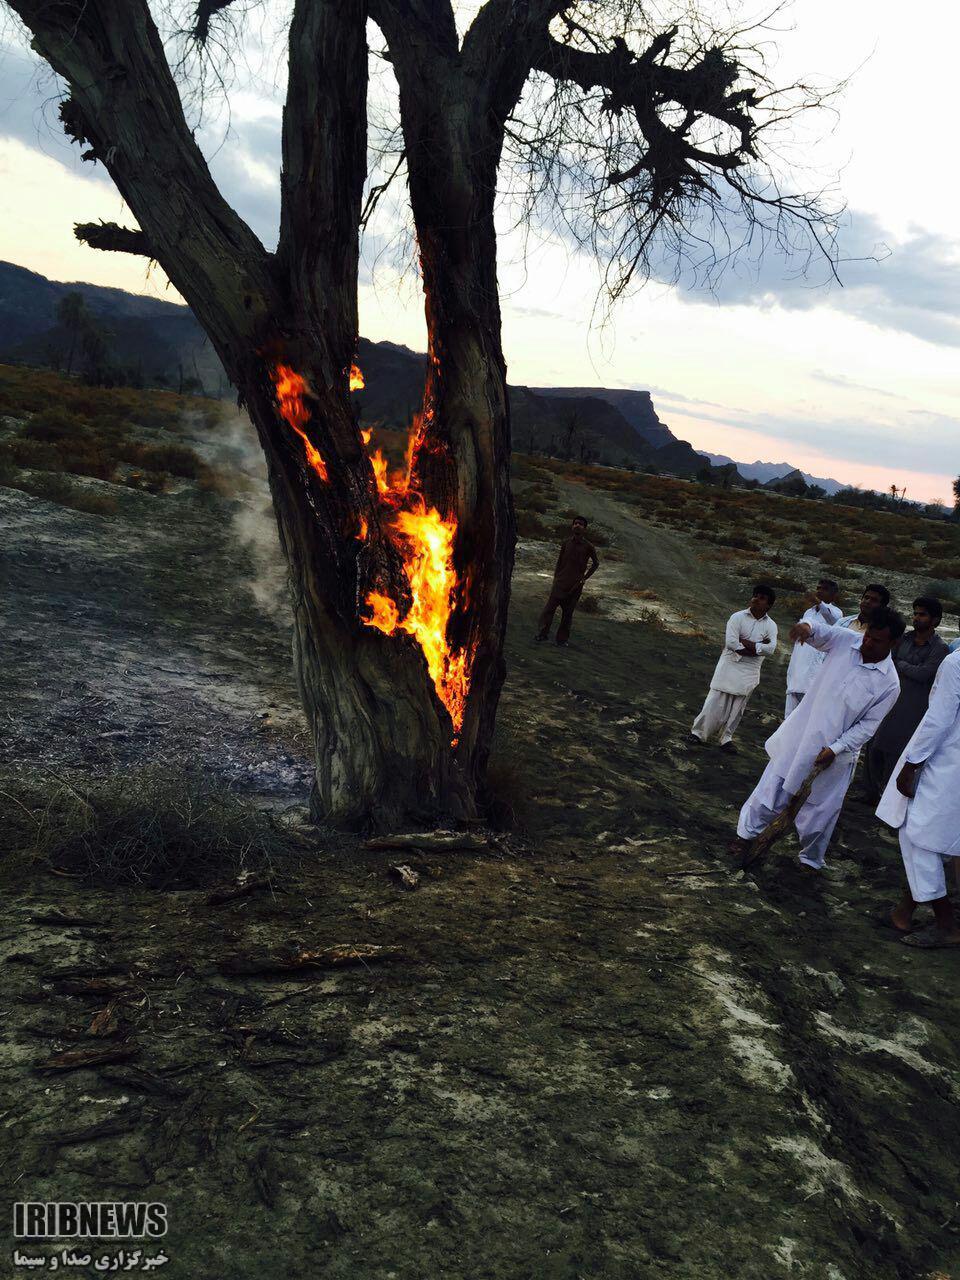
xmin=187 ymin=410 xmax=292 ymax=626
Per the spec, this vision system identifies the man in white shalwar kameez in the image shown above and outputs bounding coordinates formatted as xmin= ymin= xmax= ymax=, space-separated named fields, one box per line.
xmin=837 ymin=583 xmax=890 ymax=633
xmin=691 ymin=585 xmax=778 ymax=753
xmin=784 ymin=579 xmax=842 ymax=716
xmin=734 ymin=608 xmax=903 ymax=869
xmin=876 ymin=650 xmax=960 ymax=948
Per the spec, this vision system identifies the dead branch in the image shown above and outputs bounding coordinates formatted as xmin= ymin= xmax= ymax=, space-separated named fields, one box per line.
xmin=204 ymin=876 xmax=272 ymax=907
xmin=364 ymin=830 xmax=489 ymax=852
xmin=220 ymin=943 xmax=407 ymax=976
xmin=74 ymin=220 xmax=154 ymax=258
xmin=37 ymin=1042 xmax=140 ymax=1074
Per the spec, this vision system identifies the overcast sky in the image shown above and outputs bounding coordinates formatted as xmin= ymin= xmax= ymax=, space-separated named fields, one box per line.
xmin=1 ymin=0 xmax=957 ymax=502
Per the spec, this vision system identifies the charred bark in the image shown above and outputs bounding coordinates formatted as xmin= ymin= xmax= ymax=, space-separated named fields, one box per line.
xmin=11 ymin=0 xmax=479 ymax=829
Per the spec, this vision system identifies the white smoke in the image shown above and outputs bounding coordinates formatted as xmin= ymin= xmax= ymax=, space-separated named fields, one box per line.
xmin=187 ymin=409 xmax=292 ymax=626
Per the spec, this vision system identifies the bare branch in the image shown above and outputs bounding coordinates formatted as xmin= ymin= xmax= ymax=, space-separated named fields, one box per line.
xmin=193 ymin=0 xmax=238 ymax=45
xmin=74 ymin=221 xmax=154 ymax=258
xmin=498 ymin=3 xmax=843 ymax=307
xmin=360 ymin=149 xmax=406 ymax=230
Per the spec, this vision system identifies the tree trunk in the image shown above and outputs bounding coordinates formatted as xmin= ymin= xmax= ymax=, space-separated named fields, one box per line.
xmin=387 ymin=47 xmax=518 ymax=807
xmin=13 ymin=0 xmax=516 ymax=830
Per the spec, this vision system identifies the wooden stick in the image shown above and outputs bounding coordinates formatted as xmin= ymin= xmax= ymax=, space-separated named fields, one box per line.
xmin=739 ymin=761 xmax=828 ymax=871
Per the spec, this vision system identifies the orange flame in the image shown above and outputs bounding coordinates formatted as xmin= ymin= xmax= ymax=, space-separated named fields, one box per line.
xmin=271 ymin=363 xmax=328 ymax=481
xmin=270 ymin=359 xmax=470 ymax=736
xmin=363 ymin=500 xmax=469 ymax=732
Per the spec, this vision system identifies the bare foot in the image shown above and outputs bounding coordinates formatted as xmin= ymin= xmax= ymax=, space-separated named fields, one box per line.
xmin=889 ymin=904 xmax=914 ymax=933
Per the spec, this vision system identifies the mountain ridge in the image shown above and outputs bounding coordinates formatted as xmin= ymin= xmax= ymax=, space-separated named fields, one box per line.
xmin=0 ymin=259 xmax=841 ymax=490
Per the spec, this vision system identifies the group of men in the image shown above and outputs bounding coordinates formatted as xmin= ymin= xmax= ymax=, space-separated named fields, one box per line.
xmin=692 ymin=578 xmax=960 ymax=949
xmin=533 ymin=518 xmax=960 ymax=949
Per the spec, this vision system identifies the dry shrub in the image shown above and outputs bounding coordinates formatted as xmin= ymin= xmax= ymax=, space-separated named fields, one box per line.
xmin=928 ymin=559 xmax=960 ymax=579
xmin=0 ymin=362 xmax=223 ymax=432
xmin=7 ymin=436 xmax=65 ymax=472
xmin=516 ymin=509 xmax=552 ymax=540
xmin=923 ymin=581 xmax=960 ymax=614
xmin=23 ymin=471 xmax=74 ymax=505
xmin=124 ymin=470 xmax=168 ymax=494
xmin=634 ymin=605 xmax=665 ymax=628
xmin=196 ymin=466 xmax=256 ymax=499
xmin=117 ymin=441 xmax=207 ymax=479
xmin=9 ymin=470 xmax=117 ymax=516
xmin=511 ymin=455 xmax=551 ymax=484
xmin=1 ymin=767 xmax=295 ymax=888
xmin=578 ymin=592 xmax=602 ymax=614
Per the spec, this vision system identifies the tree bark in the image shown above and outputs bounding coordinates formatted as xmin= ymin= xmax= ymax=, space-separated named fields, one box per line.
xmin=12 ymin=0 xmax=519 ymax=829
xmin=375 ymin=8 xmax=520 ymax=804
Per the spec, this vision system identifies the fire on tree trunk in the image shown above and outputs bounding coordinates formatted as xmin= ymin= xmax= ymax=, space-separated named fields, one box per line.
xmin=8 ymin=0 xmax=831 ymax=830
xmin=237 ymin=350 xmax=485 ymax=830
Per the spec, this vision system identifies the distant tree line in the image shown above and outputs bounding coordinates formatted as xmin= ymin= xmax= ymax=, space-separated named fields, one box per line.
xmin=45 ymin=291 xmax=215 ymax=395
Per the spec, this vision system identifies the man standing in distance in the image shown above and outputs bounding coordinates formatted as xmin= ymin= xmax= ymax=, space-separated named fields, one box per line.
xmin=864 ymin=596 xmax=949 ymax=800
xmin=784 ymin=578 xmax=842 ymax=716
xmin=877 ymin=649 xmax=960 ymax=948
xmin=733 ymin=607 xmax=903 ymax=871
xmin=535 ymin=515 xmax=599 ymax=647
xmin=690 ymin=585 xmax=778 ymax=754
xmin=837 ymin=583 xmax=890 ymax=633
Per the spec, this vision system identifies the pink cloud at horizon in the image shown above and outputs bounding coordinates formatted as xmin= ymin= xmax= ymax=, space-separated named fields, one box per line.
xmin=666 ymin=410 xmax=954 ymax=507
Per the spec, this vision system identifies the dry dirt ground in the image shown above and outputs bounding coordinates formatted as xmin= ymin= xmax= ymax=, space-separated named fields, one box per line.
xmin=2 ymin=466 xmax=959 ymax=1280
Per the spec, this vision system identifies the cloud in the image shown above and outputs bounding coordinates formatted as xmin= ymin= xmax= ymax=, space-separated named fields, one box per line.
xmin=662 ymin=396 xmax=960 ymax=478
xmin=809 ymin=370 xmax=907 ymax=401
xmin=666 ymin=209 xmax=960 ymax=350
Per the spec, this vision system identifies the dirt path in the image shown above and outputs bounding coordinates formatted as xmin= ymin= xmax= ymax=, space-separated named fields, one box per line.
xmin=513 ymin=471 xmax=753 ymax=640
xmin=2 ymin=476 xmax=959 ymax=1279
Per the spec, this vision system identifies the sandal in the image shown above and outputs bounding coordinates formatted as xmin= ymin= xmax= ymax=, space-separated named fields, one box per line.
xmin=900 ymin=927 xmax=960 ymax=950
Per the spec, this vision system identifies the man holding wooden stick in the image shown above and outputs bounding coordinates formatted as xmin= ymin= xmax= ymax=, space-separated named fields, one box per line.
xmin=732 ymin=608 xmax=904 ymax=871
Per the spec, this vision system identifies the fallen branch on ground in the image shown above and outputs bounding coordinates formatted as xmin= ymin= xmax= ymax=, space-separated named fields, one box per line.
xmin=220 ymin=943 xmax=407 ymax=976
xmin=37 ymin=1042 xmax=140 ymax=1074
xmin=364 ymin=830 xmax=488 ymax=852
xmin=205 ymin=876 xmax=272 ymax=907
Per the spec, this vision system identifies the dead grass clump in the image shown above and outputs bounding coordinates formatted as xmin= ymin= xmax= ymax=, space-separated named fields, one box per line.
xmin=2 ymin=768 xmax=294 ymax=889
xmin=516 ymin=509 xmax=553 ymax=540
xmin=117 ymin=441 xmax=207 ymax=479
xmin=634 ymin=605 xmax=666 ymax=628
xmin=579 ymin=592 xmax=603 ymax=614
xmin=1 ymin=468 xmax=118 ymax=516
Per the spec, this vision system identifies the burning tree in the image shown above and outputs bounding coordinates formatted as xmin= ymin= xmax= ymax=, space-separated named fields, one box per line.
xmin=5 ymin=0 xmax=838 ymax=828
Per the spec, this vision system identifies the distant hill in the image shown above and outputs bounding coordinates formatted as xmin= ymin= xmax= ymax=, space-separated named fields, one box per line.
xmin=533 ymin=386 xmax=675 ymax=449
xmin=0 ymin=259 xmax=226 ymax=394
xmin=0 ymin=258 xmax=742 ymax=480
xmin=699 ymin=450 xmax=843 ymax=495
